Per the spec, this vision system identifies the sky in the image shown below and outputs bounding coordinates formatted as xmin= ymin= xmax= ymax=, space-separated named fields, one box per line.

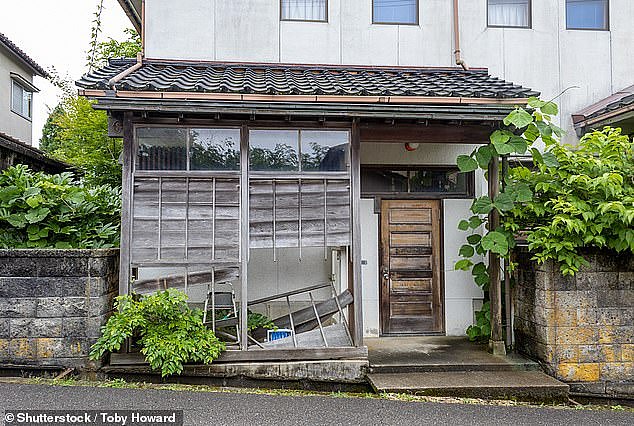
xmin=0 ymin=0 xmax=131 ymax=146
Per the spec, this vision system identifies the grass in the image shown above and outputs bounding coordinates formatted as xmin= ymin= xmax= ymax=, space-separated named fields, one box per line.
xmin=2 ymin=376 xmax=632 ymax=412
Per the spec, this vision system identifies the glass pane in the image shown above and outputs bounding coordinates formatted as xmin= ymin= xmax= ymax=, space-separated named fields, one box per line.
xmin=488 ymin=0 xmax=530 ymax=27
xmin=410 ymin=170 xmax=468 ymax=193
xmin=300 ymin=130 xmax=349 ymax=172
xmin=136 ymin=127 xmax=187 ymax=170
xmin=361 ymin=169 xmax=409 ymax=193
xmin=249 ymin=130 xmax=299 ymax=171
xmin=23 ymin=91 xmax=32 ymax=118
xmin=567 ymin=0 xmax=608 ymax=30
xmin=373 ymin=0 xmax=417 ymax=24
xmin=190 ymin=128 xmax=240 ymax=170
xmin=11 ymin=82 xmax=23 ymax=115
xmin=281 ymin=0 xmax=327 ymax=21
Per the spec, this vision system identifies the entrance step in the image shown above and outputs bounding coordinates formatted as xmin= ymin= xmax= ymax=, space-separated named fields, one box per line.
xmin=367 ymin=371 xmax=569 ymax=403
xmin=369 ymin=352 xmax=541 ymax=374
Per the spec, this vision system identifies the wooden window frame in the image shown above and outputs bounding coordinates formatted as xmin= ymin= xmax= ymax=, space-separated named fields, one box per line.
xmin=372 ymin=0 xmax=420 ymax=26
xmin=565 ymin=0 xmax=610 ymax=31
xmin=280 ymin=0 xmax=329 ymax=23
xmin=486 ymin=0 xmax=532 ymax=29
xmin=360 ymin=165 xmax=475 ymax=200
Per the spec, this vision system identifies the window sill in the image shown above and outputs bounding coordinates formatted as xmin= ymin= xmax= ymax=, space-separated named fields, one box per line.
xmin=10 ymin=109 xmax=32 ymax=122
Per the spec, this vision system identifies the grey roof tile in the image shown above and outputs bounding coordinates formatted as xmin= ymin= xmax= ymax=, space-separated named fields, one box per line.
xmin=0 ymin=32 xmax=49 ymax=78
xmin=77 ymin=59 xmax=539 ymax=99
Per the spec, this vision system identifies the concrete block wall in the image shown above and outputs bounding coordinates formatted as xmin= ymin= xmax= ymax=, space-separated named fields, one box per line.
xmin=514 ymin=248 xmax=634 ymax=398
xmin=0 ymin=249 xmax=119 ymax=370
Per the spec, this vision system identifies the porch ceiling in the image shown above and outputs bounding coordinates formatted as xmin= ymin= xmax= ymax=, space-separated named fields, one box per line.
xmin=77 ymin=59 xmax=538 ymax=100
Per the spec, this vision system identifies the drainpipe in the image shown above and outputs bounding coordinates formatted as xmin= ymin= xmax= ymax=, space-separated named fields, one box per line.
xmin=108 ymin=52 xmax=144 ymax=89
xmin=453 ymin=0 xmax=469 ymax=70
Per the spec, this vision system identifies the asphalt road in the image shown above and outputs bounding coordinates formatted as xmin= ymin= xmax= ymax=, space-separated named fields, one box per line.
xmin=1 ymin=383 xmax=632 ymax=426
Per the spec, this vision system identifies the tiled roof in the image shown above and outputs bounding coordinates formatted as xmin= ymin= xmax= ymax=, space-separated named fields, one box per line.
xmin=0 ymin=33 xmax=48 ymax=78
xmin=573 ymin=85 xmax=634 ymax=126
xmin=77 ymin=59 xmax=538 ymax=99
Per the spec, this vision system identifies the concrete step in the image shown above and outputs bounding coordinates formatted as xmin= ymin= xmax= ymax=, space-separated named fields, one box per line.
xmin=367 ymin=371 xmax=569 ymax=403
xmin=369 ymin=355 xmax=541 ymax=374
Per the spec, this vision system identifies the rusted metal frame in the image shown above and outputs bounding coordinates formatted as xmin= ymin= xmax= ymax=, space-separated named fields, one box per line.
xmin=309 ymin=292 xmax=329 ymax=347
xmin=329 ymin=278 xmax=353 ymax=344
xmin=239 ymin=124 xmax=249 ymax=350
xmin=350 ymin=119 xmax=363 ymax=346
xmin=119 ymin=112 xmax=135 ymax=296
xmin=286 ymin=296 xmax=298 ymax=347
xmin=248 ymin=283 xmax=331 ymax=306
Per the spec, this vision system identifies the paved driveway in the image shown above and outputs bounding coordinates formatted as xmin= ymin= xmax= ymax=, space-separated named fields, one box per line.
xmin=1 ymin=383 xmax=632 ymax=426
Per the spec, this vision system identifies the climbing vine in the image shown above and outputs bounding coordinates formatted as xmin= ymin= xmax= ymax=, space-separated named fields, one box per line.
xmin=455 ymin=98 xmax=634 ymax=340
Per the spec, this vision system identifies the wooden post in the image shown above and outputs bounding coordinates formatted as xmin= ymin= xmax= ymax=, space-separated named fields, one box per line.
xmin=488 ymin=153 xmax=506 ymax=355
xmin=502 ymin=156 xmax=512 ymax=349
xmin=350 ymin=119 xmax=364 ymax=347
xmin=119 ymin=112 xmax=134 ymax=297
xmin=239 ymin=124 xmax=249 ymax=350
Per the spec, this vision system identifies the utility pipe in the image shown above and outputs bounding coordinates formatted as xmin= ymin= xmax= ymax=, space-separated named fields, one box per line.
xmin=453 ymin=0 xmax=469 ymax=70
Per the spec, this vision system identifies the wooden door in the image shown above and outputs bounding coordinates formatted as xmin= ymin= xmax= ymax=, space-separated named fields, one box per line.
xmin=380 ymin=200 xmax=443 ymax=335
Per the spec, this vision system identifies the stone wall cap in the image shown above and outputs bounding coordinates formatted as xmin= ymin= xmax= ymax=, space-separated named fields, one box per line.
xmin=0 ymin=248 xmax=120 ymax=258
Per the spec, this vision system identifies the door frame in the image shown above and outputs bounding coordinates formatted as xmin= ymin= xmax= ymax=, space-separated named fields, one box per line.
xmin=378 ymin=198 xmax=445 ymax=336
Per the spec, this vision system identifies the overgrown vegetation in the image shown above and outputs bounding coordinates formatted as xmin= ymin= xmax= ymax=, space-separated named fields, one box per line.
xmin=0 ymin=165 xmax=120 ymax=249
xmin=454 ymin=97 xmax=634 ymax=340
xmin=90 ymin=289 xmax=225 ymax=377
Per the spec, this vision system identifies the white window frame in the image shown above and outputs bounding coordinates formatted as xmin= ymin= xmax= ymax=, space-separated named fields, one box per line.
xmin=280 ymin=0 xmax=328 ymax=23
xmin=487 ymin=0 xmax=532 ymax=29
xmin=11 ymin=79 xmax=33 ymax=121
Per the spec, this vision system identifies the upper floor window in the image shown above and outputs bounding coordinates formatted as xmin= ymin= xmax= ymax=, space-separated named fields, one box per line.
xmin=566 ymin=0 xmax=609 ymax=30
xmin=373 ymin=0 xmax=418 ymax=25
xmin=11 ymin=80 xmax=33 ymax=120
xmin=488 ymin=0 xmax=531 ymax=28
xmin=281 ymin=0 xmax=327 ymax=22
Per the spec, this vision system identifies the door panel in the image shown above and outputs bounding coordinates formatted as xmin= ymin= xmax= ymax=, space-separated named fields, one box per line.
xmin=380 ymin=199 xmax=443 ymax=335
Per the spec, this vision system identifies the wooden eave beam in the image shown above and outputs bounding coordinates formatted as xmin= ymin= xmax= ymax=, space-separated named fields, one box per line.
xmin=359 ymin=122 xmax=494 ymax=144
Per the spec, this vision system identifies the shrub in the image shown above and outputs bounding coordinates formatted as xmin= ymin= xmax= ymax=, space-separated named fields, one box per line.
xmin=90 ymin=289 xmax=225 ymax=377
xmin=0 ymin=165 xmax=120 ymax=249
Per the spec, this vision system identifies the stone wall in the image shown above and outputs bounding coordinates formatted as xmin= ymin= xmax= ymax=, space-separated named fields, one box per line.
xmin=0 ymin=249 xmax=119 ymax=370
xmin=514 ymin=247 xmax=633 ymax=398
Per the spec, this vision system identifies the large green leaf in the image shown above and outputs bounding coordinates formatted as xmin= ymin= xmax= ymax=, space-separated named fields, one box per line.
xmin=471 ymin=196 xmax=494 ymax=215
xmin=509 ymin=183 xmax=533 ymax=203
xmin=508 ymin=136 xmax=528 ymax=154
xmin=475 ymin=145 xmax=494 ymax=168
xmin=542 ymin=151 xmax=560 ymax=167
xmin=492 ymin=141 xmax=515 ymax=155
xmin=24 ymin=207 xmax=50 ymax=224
xmin=458 ymin=220 xmax=470 ymax=231
xmin=490 ymin=130 xmax=511 ymax=145
xmin=481 ymin=231 xmax=509 ymax=255
xmin=503 ymin=108 xmax=533 ymax=129
xmin=541 ymin=102 xmax=558 ymax=115
xmin=459 ymin=244 xmax=475 ymax=257
xmin=457 ymin=155 xmax=478 ymax=172
xmin=494 ymin=192 xmax=515 ymax=212
xmin=467 ymin=234 xmax=482 ymax=245
xmin=455 ymin=259 xmax=473 ymax=271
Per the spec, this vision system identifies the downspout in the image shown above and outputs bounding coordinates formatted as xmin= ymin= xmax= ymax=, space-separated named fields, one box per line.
xmin=108 ymin=52 xmax=143 ymax=89
xmin=453 ymin=0 xmax=468 ymax=70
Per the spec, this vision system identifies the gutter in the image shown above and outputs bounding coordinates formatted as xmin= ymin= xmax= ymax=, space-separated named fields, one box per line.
xmin=453 ymin=0 xmax=468 ymax=70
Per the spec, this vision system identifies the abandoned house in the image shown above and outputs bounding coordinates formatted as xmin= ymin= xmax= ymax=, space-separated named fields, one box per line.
xmin=75 ymin=0 xmax=632 ymax=361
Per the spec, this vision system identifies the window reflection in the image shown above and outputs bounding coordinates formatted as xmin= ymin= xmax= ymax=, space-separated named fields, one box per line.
xmin=301 ymin=131 xmax=349 ymax=172
xmin=136 ymin=128 xmax=187 ymax=171
xmin=190 ymin=129 xmax=240 ymax=171
xmin=361 ymin=168 xmax=470 ymax=195
xmin=249 ymin=130 xmax=299 ymax=171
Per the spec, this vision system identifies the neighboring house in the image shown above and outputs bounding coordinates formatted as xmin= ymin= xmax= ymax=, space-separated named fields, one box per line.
xmin=76 ymin=0 xmax=633 ymax=359
xmin=572 ymin=85 xmax=634 ymax=136
xmin=0 ymin=32 xmax=48 ymax=145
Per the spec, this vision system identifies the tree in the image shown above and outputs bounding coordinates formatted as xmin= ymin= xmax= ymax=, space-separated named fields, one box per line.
xmin=40 ymin=28 xmax=142 ymax=187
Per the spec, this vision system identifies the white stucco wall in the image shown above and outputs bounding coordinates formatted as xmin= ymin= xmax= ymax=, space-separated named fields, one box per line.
xmin=144 ymin=0 xmax=634 ymax=145
xmin=0 ymin=45 xmax=34 ymax=144
xmin=359 ymin=143 xmax=485 ymax=337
